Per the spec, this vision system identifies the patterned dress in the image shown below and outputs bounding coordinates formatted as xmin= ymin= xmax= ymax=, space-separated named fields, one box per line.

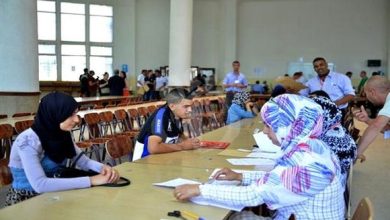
xmin=198 ymin=94 xmax=345 ymax=220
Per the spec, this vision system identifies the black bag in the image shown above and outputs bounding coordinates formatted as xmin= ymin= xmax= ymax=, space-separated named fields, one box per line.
xmin=54 ymin=152 xmax=131 ymax=187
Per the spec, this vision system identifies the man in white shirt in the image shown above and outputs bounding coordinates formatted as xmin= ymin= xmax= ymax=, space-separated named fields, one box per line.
xmin=155 ymin=70 xmax=168 ymax=99
xmin=354 ymin=76 xmax=390 ymax=161
xmin=302 ymin=57 xmax=355 ymax=118
xmin=137 ymin=69 xmax=147 ymax=89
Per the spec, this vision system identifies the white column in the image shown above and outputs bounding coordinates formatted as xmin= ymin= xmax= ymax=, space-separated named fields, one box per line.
xmin=0 ymin=0 xmax=39 ymax=92
xmin=168 ymin=0 xmax=193 ymax=87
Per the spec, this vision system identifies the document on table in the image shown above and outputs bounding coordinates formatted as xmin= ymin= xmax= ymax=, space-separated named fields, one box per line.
xmin=246 ymin=151 xmax=282 ymax=159
xmin=153 ymin=178 xmax=201 ymax=188
xmin=253 ymin=132 xmax=282 ymax=153
xmin=190 ymin=196 xmax=245 ymax=212
xmin=227 ymin=158 xmax=275 ymax=166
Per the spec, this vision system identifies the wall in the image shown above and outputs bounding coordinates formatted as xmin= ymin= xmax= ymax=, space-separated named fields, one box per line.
xmin=237 ymin=0 xmax=389 ymax=85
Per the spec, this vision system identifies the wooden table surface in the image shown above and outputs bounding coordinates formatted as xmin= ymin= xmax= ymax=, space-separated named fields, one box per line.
xmin=0 ymin=163 xmax=229 ymax=220
xmin=137 ymin=118 xmax=272 ymax=171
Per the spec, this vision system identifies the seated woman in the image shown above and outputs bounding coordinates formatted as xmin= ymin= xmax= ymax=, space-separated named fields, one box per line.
xmin=310 ymin=93 xmax=357 ymax=185
xmin=226 ymin=91 xmax=257 ymax=124
xmin=173 ymin=94 xmax=345 ymax=219
xmin=5 ymin=92 xmax=119 ymax=206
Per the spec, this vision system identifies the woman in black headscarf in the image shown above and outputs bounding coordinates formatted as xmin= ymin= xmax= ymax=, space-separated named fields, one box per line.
xmin=6 ymin=92 xmax=119 ymax=206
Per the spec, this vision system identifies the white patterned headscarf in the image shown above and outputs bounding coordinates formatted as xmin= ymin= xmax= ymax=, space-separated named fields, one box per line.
xmin=232 ymin=91 xmax=250 ymax=108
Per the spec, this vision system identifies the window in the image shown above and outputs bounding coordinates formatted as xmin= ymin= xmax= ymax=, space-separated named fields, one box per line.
xmin=37 ymin=1 xmax=113 ymax=81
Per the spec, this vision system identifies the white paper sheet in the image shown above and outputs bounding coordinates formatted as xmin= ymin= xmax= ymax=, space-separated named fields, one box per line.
xmin=153 ymin=178 xmax=201 ymax=188
xmin=227 ymin=158 xmax=276 ymax=166
xmin=253 ymin=132 xmax=282 ymax=153
xmin=246 ymin=151 xmax=282 ymax=159
xmin=190 ymin=196 xmax=245 ymax=212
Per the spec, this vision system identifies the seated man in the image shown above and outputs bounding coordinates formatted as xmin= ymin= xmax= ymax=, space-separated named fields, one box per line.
xmin=132 ymin=89 xmax=201 ymax=161
xmin=251 ymin=81 xmax=265 ymax=94
xmin=354 ymin=76 xmax=390 ymax=162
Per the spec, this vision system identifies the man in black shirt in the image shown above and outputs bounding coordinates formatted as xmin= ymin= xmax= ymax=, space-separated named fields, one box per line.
xmin=108 ymin=69 xmax=125 ymax=96
xmin=79 ymin=68 xmax=89 ymax=97
xmin=133 ymin=89 xmax=200 ymax=160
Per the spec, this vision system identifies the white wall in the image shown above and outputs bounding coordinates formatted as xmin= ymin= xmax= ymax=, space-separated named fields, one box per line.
xmin=237 ymin=0 xmax=388 ymax=84
xmin=112 ymin=0 xmax=388 ymax=88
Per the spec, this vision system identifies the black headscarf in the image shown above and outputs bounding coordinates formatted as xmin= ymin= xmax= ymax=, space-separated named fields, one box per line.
xmin=31 ymin=92 xmax=79 ymax=163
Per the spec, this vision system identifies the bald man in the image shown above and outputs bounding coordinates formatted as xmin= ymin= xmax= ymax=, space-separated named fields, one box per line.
xmin=354 ymin=76 xmax=390 ymax=161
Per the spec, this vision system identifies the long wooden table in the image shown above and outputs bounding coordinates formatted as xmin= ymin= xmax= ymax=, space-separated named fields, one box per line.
xmin=0 ymin=163 xmax=228 ymax=220
xmin=137 ymin=118 xmax=271 ymax=171
xmin=74 ymin=96 xmax=135 ymax=105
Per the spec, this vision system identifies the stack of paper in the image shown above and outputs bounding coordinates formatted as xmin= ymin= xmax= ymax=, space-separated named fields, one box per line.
xmin=227 ymin=158 xmax=276 ymax=166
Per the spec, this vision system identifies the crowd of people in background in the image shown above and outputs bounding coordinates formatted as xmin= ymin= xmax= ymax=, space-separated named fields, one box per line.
xmin=79 ymin=68 xmax=128 ymax=97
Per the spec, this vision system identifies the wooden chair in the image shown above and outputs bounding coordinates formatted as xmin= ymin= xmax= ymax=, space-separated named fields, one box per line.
xmin=147 ymin=105 xmax=157 ymax=116
xmin=105 ymin=104 xmax=116 ymax=108
xmin=114 ymin=109 xmax=140 ymax=137
xmin=98 ymin=111 xmax=117 ymax=137
xmin=352 ymin=197 xmax=374 ymax=220
xmin=128 ymin=109 xmax=141 ymax=130
xmin=0 ymin=124 xmax=13 ymax=160
xmin=117 ymin=102 xmax=129 ymax=107
xmin=0 ymin=158 xmax=12 ymax=187
xmin=93 ymin=105 xmax=104 ymax=109
xmin=105 ymin=135 xmax=133 ymax=165
xmin=14 ymin=120 xmax=34 ymax=134
xmin=0 ymin=114 xmax=7 ymax=119
xmin=12 ymin=112 xmax=31 ymax=118
xmin=137 ymin=107 xmax=149 ymax=127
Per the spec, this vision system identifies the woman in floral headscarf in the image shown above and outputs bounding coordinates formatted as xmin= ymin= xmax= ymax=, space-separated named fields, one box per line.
xmin=311 ymin=95 xmax=357 ymax=185
xmin=226 ymin=91 xmax=257 ymax=124
xmin=173 ymin=94 xmax=345 ymax=220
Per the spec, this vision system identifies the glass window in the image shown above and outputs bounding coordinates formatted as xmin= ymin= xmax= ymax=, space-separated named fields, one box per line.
xmin=61 ymin=56 xmax=86 ymax=81
xmin=38 ymin=44 xmax=56 ymax=54
xmin=90 ymin=5 xmax=113 ymax=16
xmin=90 ymin=56 xmax=113 ymax=78
xmin=39 ymin=55 xmax=57 ymax=81
xmin=90 ymin=46 xmax=112 ymax=56
xmin=90 ymin=16 xmax=113 ymax=42
xmin=61 ymin=14 xmax=85 ymax=41
xmin=37 ymin=1 xmax=55 ymax=12
xmin=38 ymin=12 xmax=56 ymax=40
xmin=61 ymin=2 xmax=85 ymax=14
xmin=61 ymin=45 xmax=85 ymax=55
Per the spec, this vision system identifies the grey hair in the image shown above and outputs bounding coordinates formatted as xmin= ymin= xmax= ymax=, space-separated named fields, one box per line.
xmin=165 ymin=88 xmax=192 ymax=104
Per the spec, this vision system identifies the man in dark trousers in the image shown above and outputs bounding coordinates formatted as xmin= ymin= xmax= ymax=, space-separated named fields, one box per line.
xmin=108 ymin=69 xmax=125 ymax=96
xmin=79 ymin=68 xmax=89 ymax=97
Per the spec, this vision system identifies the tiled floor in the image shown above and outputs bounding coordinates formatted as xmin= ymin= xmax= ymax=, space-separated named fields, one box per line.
xmin=350 ymin=120 xmax=390 ymax=219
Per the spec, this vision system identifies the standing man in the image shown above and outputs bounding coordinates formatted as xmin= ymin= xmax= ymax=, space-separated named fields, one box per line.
xmin=108 ymin=69 xmax=126 ymax=96
xmin=79 ymin=68 xmax=89 ymax=97
xmin=132 ymin=89 xmax=201 ymax=161
xmin=303 ymin=57 xmax=355 ymax=118
xmin=223 ymin=60 xmax=248 ymax=108
xmin=357 ymin=70 xmax=368 ymax=96
xmin=353 ymin=76 xmax=390 ymax=161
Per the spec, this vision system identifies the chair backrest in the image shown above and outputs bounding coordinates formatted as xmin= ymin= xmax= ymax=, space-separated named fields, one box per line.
xmin=105 ymin=135 xmax=133 ymax=164
xmin=0 ymin=158 xmax=12 ymax=186
xmin=352 ymin=197 xmax=374 ymax=220
xmin=105 ymin=104 xmax=116 ymax=108
xmin=117 ymin=103 xmax=128 ymax=107
xmin=147 ymin=105 xmax=157 ymax=115
xmin=84 ymin=113 xmax=102 ymax=139
xmin=138 ymin=107 xmax=148 ymax=117
xmin=114 ymin=109 xmax=131 ymax=132
xmin=128 ymin=109 xmax=141 ymax=130
xmin=14 ymin=120 xmax=34 ymax=134
xmin=0 ymin=124 xmax=13 ymax=160
xmin=94 ymin=105 xmax=104 ymax=109
xmin=12 ymin=112 xmax=31 ymax=118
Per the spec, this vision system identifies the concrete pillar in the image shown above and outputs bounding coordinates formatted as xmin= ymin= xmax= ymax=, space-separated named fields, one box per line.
xmin=168 ymin=0 xmax=193 ymax=87
xmin=0 ymin=0 xmax=39 ymax=92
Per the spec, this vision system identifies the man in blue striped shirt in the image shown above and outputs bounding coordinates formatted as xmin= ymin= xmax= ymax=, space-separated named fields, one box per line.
xmin=132 ymin=89 xmax=200 ymax=161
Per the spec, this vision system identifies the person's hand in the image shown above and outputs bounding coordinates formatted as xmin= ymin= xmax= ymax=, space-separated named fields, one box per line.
xmin=211 ymin=168 xmax=242 ymax=181
xmin=90 ymin=165 xmax=120 ymax=186
xmin=173 ymin=184 xmax=200 ymax=201
xmin=356 ymin=154 xmax=366 ymax=163
xmin=353 ymin=106 xmax=369 ymax=123
xmin=180 ymin=138 xmax=201 ymax=150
